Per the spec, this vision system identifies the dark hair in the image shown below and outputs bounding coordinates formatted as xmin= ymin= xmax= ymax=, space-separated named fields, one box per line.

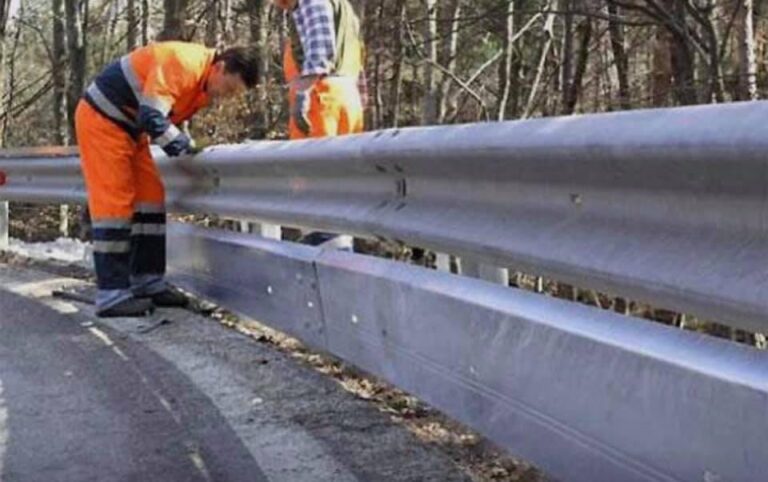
xmin=214 ymin=47 xmax=260 ymax=88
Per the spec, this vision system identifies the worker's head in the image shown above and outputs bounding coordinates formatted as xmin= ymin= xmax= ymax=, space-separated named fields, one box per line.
xmin=271 ymin=0 xmax=298 ymax=11
xmin=207 ymin=47 xmax=260 ymax=100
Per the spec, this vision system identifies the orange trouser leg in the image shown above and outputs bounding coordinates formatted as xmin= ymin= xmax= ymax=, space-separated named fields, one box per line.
xmin=130 ymin=137 xmax=167 ymax=291
xmin=75 ymin=101 xmax=166 ymax=305
xmin=289 ymin=77 xmax=364 ymax=140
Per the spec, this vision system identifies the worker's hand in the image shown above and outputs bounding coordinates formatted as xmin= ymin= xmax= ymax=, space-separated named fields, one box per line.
xmin=292 ymin=87 xmax=313 ymax=136
xmin=162 ymin=131 xmax=193 ymax=157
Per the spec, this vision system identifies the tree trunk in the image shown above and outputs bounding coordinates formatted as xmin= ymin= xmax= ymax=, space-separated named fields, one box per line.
xmin=126 ymin=0 xmax=138 ymax=50
xmin=651 ymin=19 xmax=672 ymax=106
xmin=666 ymin=1 xmax=697 ymax=105
xmin=371 ymin=0 xmax=385 ymax=129
xmin=221 ymin=0 xmax=232 ymax=43
xmin=522 ymin=0 xmax=555 ymax=119
xmin=563 ymin=17 xmax=592 ymax=114
xmin=52 ymin=0 xmax=68 ymax=145
xmin=561 ymin=0 xmax=574 ymax=113
xmin=387 ymin=0 xmax=407 ymax=127
xmin=437 ymin=0 xmax=461 ymax=123
xmin=141 ymin=0 xmax=149 ymax=44
xmin=65 ymin=0 xmax=87 ymax=140
xmin=421 ymin=0 xmax=439 ymax=125
xmin=697 ymin=0 xmax=726 ymax=102
xmin=206 ymin=0 xmax=219 ymax=46
xmin=737 ymin=0 xmax=758 ymax=100
xmin=3 ymin=6 xmax=21 ymax=145
xmin=607 ymin=0 xmax=631 ymax=109
xmin=249 ymin=0 xmax=271 ymax=137
xmin=158 ymin=0 xmax=190 ymax=41
xmin=497 ymin=0 xmax=515 ymax=121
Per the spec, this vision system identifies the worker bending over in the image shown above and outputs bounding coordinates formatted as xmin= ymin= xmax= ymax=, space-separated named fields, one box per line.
xmin=76 ymin=42 xmax=259 ymax=317
xmin=273 ymin=0 xmax=366 ymax=139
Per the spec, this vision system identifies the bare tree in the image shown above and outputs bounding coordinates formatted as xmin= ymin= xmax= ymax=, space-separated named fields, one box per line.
xmin=561 ymin=0 xmax=574 ymax=111
xmin=141 ymin=0 xmax=149 ymax=44
xmin=65 ymin=0 xmax=87 ymax=138
xmin=563 ymin=14 xmax=593 ymax=114
xmin=422 ymin=0 xmax=439 ymax=124
xmin=607 ymin=0 xmax=631 ymax=109
xmin=158 ymin=0 xmax=190 ymax=41
xmin=206 ymin=0 xmax=219 ymax=46
xmin=497 ymin=0 xmax=516 ymax=121
xmin=249 ymin=0 xmax=272 ymax=137
xmin=523 ymin=0 xmax=555 ymax=118
xmin=388 ymin=0 xmax=407 ymax=127
xmin=127 ymin=0 xmax=138 ymax=51
xmin=737 ymin=0 xmax=758 ymax=100
xmin=53 ymin=0 xmax=68 ymax=145
xmin=437 ymin=0 xmax=461 ymax=123
xmin=3 ymin=3 xmax=22 ymax=145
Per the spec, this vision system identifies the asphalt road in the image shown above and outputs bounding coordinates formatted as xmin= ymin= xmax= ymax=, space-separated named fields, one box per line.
xmin=0 ymin=266 xmax=469 ymax=482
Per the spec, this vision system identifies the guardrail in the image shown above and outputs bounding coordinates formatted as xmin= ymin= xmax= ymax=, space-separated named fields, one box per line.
xmin=2 ymin=102 xmax=768 ymax=481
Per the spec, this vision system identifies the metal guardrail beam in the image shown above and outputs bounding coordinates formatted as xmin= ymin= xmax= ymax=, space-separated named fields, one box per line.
xmin=1 ymin=102 xmax=767 ymax=333
xmin=2 ymin=104 xmax=768 ymax=479
xmin=167 ymin=222 xmax=768 ymax=482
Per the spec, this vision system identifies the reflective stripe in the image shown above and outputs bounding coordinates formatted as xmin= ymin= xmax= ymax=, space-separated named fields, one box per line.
xmin=131 ymin=223 xmax=166 ymax=235
xmin=93 ymin=240 xmax=131 ymax=253
xmin=120 ymin=55 xmax=145 ymax=103
xmin=134 ymin=202 xmax=165 ymax=214
xmin=92 ymin=219 xmax=132 ymax=230
xmin=86 ymin=83 xmax=137 ymax=128
xmin=155 ymin=124 xmax=183 ymax=148
xmin=142 ymin=96 xmax=172 ymax=116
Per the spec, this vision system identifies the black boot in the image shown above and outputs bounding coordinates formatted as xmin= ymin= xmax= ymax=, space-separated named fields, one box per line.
xmin=97 ymin=297 xmax=155 ymax=318
xmin=146 ymin=286 xmax=189 ymax=308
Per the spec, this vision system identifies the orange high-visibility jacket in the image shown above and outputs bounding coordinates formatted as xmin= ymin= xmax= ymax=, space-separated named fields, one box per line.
xmin=83 ymin=41 xmax=215 ymax=154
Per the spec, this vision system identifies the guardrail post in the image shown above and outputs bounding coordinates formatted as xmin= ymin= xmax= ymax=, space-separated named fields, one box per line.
xmin=59 ymin=205 xmax=69 ymax=237
xmin=458 ymin=258 xmax=508 ymax=285
xmin=435 ymin=253 xmax=452 ymax=273
xmin=254 ymin=222 xmax=281 ymax=240
xmin=0 ymin=201 xmax=8 ymax=250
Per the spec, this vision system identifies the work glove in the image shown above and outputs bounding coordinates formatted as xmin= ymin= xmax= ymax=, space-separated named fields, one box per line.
xmin=162 ymin=131 xmax=193 ymax=157
xmin=292 ymin=88 xmax=313 ymax=136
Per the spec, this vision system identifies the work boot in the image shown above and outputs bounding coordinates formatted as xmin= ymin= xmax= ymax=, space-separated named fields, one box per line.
xmin=145 ymin=286 xmax=189 ymax=308
xmin=97 ymin=297 xmax=155 ymax=318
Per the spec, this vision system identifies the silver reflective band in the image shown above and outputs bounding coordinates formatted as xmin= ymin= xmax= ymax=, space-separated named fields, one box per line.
xmin=92 ymin=219 xmax=132 ymax=230
xmin=120 ymin=56 xmax=145 ymax=104
xmin=86 ymin=84 xmax=137 ymax=128
xmin=134 ymin=202 xmax=166 ymax=214
xmin=131 ymin=223 xmax=166 ymax=235
xmin=93 ymin=240 xmax=131 ymax=253
xmin=155 ymin=124 xmax=182 ymax=148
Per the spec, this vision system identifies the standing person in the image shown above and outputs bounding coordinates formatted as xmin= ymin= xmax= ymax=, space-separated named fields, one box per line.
xmin=272 ymin=0 xmax=366 ymax=248
xmin=76 ymin=42 xmax=259 ymax=317
xmin=272 ymin=0 xmax=366 ymax=139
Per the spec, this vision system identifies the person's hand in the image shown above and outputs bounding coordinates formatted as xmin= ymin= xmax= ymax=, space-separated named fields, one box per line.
xmin=292 ymin=87 xmax=313 ymax=136
xmin=162 ymin=131 xmax=192 ymax=157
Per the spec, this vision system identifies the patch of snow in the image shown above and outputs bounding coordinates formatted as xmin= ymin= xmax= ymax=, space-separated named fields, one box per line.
xmin=5 ymin=237 xmax=92 ymax=267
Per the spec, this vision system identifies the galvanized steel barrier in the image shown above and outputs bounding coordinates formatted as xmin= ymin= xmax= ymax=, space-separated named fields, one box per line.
xmin=2 ymin=102 xmax=768 ymax=481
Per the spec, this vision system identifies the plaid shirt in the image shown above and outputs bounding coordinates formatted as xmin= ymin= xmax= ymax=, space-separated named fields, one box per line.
xmin=292 ymin=0 xmax=368 ymax=106
xmin=292 ymin=0 xmax=337 ymax=76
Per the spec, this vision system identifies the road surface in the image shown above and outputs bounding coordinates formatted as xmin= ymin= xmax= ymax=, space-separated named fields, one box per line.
xmin=0 ymin=265 xmax=469 ymax=481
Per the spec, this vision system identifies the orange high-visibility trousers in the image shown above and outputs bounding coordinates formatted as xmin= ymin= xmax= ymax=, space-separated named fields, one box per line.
xmin=287 ymin=77 xmax=364 ymax=140
xmin=75 ymin=100 xmax=167 ymax=306
xmin=283 ymin=39 xmax=364 ymax=140
xmin=76 ymin=101 xmax=164 ymax=221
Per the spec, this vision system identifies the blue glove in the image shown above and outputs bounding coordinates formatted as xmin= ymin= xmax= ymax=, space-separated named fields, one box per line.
xmin=292 ymin=89 xmax=312 ymax=136
xmin=162 ymin=132 xmax=193 ymax=157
